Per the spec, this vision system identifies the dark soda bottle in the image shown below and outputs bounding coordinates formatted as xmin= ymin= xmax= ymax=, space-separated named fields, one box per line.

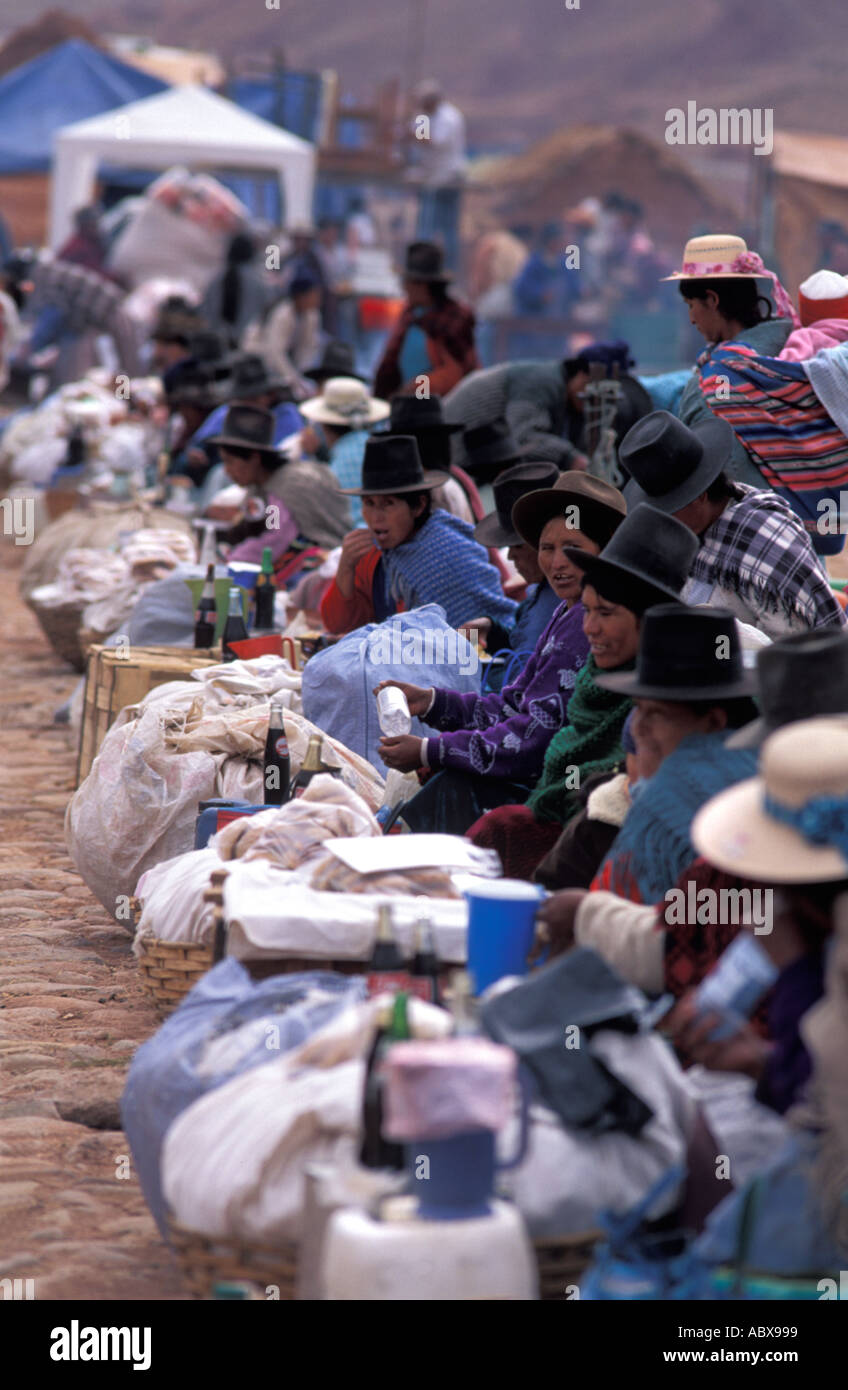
xmin=410 ymin=906 xmax=440 ymax=1005
xmin=253 ymin=546 xmax=276 ymax=631
xmin=359 ymin=992 xmax=409 ymax=1170
xmin=263 ymin=698 xmax=290 ymax=805
xmin=221 ymin=586 xmax=249 ymax=662
xmin=366 ymin=904 xmax=412 ymax=997
xmin=194 ymin=563 xmax=217 ymax=649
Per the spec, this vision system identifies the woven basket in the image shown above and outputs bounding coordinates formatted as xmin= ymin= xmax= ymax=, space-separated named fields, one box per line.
xmin=136 ymin=938 xmax=215 ymax=1017
xmin=168 ymin=1220 xmax=298 ymax=1300
xmin=26 ymin=590 xmax=89 ymax=670
xmin=534 ymin=1231 xmax=602 ymax=1300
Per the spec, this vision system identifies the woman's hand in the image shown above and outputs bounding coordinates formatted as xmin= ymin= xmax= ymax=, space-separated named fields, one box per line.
xmin=457 ymin=617 xmax=491 ymax=643
xmin=529 ymin=889 xmax=587 ymax=962
xmin=378 ymin=735 xmax=425 ymax=772
xmin=664 ymin=993 xmax=771 ymax=1079
xmin=336 ymin=528 xmax=375 ymax=597
xmin=373 ymin=679 xmax=433 ymax=718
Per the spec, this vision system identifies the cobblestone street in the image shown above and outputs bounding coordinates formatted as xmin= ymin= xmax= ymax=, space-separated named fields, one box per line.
xmin=0 ymin=545 xmax=185 ymax=1301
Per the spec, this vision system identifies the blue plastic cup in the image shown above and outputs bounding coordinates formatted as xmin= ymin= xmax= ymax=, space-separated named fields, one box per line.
xmin=462 ymin=879 xmax=546 ymax=995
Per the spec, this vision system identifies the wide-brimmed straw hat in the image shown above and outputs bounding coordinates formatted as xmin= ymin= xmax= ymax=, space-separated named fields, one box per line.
xmin=473 ymin=461 xmax=560 ymax=547
xmin=300 ymin=377 xmax=390 ymax=429
xmin=512 ymin=470 xmax=627 ymax=550
xmin=564 ymin=503 xmax=698 ymax=609
xmin=662 ymin=233 xmax=767 ymax=281
xmin=728 ymin=629 xmax=848 ymax=749
xmin=620 ymin=411 xmax=735 ymax=514
xmin=692 ymin=716 xmax=848 ymax=882
xmin=596 ymin=604 xmax=758 ymax=700
xmin=340 ymin=434 xmax=449 ymax=496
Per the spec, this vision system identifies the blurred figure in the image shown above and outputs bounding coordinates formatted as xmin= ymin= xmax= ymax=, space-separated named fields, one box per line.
xmin=512 ymin=222 xmax=571 ymax=317
xmin=248 ymin=274 xmax=323 ymax=400
xmin=346 ymin=195 xmax=378 ymax=251
xmin=373 ymin=240 xmax=477 ymax=399
xmin=408 ymin=78 xmax=466 ymax=273
xmin=56 ymin=205 xmax=108 ymax=274
xmin=201 ymin=231 xmax=270 ymax=347
xmin=149 ymin=298 xmax=205 ymax=375
xmin=315 ymin=217 xmax=355 ymax=335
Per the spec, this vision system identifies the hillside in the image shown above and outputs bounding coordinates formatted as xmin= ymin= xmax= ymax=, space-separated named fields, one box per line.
xmin=4 ymin=0 xmax=843 ymax=148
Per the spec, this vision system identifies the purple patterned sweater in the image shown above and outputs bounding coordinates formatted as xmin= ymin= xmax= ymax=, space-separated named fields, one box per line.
xmin=423 ymin=601 xmax=590 ymax=781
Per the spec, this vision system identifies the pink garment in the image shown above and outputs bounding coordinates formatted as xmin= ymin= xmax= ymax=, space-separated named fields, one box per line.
xmin=779 ymin=318 xmax=848 ymax=363
xmin=227 ymin=492 xmax=297 ymax=564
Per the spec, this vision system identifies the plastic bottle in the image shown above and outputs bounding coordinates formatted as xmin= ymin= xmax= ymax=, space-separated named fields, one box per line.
xmin=377 ymin=686 xmax=412 ymax=736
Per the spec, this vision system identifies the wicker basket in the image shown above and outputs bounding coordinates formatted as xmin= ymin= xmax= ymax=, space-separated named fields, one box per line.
xmin=26 ymin=590 xmax=89 ymax=670
xmin=533 ymin=1231 xmax=602 ymax=1300
xmin=168 ymin=1220 xmax=298 ymax=1300
xmin=136 ymin=937 xmax=216 ymax=1017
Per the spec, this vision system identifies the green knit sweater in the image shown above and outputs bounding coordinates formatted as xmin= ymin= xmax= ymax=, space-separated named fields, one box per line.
xmin=526 ymin=657 xmax=633 ymax=824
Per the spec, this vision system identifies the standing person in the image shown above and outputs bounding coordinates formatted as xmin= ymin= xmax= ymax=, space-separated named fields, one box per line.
xmin=314 ymin=218 xmax=355 ymax=336
xmin=201 ymin=231 xmax=271 ymax=348
xmin=319 ymin=435 xmax=516 ymax=634
xmin=374 ymin=472 xmax=625 ymax=832
xmin=250 ymin=274 xmax=323 ymax=400
xmin=408 ymin=79 xmax=466 ymax=273
xmin=619 ymin=411 xmax=847 ymax=639
xmin=373 ymin=242 xmax=477 ymax=400
xmin=466 ymin=505 xmax=699 ymax=878
xmin=298 ymin=377 xmax=390 ymax=526
xmin=512 ymin=223 xmax=572 ymax=317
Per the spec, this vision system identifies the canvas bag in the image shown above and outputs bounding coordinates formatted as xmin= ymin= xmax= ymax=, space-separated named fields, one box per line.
xmin=301 ymin=604 xmax=481 ymax=774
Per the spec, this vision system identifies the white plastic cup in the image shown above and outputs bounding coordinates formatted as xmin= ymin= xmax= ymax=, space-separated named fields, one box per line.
xmin=377 ymin=686 xmax=412 ymax=736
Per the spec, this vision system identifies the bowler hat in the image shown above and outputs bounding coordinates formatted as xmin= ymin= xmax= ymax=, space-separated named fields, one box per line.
xmin=512 ymin=470 xmax=627 ymax=550
xmin=304 ymin=340 xmax=367 ymax=384
xmin=596 ymin=604 xmax=758 ymax=700
xmin=403 ymin=240 xmax=452 ymax=283
xmin=461 ymin=419 xmax=527 ymax=477
xmin=728 ymin=628 xmax=848 ymax=749
xmin=222 ymin=353 xmax=289 ymax=400
xmin=474 ymin=462 xmax=561 ymax=547
xmin=620 ymin=410 xmax=734 ymax=513
xmin=566 ymin=503 xmax=698 ymax=610
xmin=206 ymin=403 xmax=280 ymax=457
xmin=386 ymin=394 xmax=463 ymax=435
xmin=340 ymin=434 xmax=449 ymax=496
xmin=692 ymin=715 xmax=848 ymax=882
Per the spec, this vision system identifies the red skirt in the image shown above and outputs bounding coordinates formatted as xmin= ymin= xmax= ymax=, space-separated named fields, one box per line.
xmin=466 ymin=804 xmax=562 ymax=881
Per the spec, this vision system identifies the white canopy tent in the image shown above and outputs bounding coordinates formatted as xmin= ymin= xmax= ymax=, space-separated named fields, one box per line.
xmin=49 ymin=84 xmax=315 ymax=247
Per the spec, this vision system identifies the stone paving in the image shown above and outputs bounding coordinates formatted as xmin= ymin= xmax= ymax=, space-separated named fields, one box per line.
xmin=0 ymin=544 xmax=185 ymax=1301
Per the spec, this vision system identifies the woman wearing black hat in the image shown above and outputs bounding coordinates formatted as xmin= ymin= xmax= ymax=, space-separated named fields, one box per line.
xmin=373 ymin=472 xmax=626 ymax=833
xmin=320 ymin=434 xmax=516 ymax=635
xmin=373 ymin=241 xmax=478 ymax=400
xmin=467 ymin=504 xmax=700 ymax=878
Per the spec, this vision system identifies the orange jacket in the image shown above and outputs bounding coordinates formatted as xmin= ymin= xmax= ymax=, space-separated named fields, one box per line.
xmin=320 ymin=546 xmax=408 ymax=634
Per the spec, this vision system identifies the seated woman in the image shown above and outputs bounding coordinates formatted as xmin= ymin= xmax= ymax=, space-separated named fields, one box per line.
xmin=375 ymin=473 xmax=627 ymax=832
xmin=320 ymin=435 xmax=517 ymax=634
xmin=466 ymin=504 xmax=699 ymax=879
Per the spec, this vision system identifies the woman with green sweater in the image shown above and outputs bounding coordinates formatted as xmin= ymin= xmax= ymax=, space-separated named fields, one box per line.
xmin=467 ymin=504 xmax=699 ymax=878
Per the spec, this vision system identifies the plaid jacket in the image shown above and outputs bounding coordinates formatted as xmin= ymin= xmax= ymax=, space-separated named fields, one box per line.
xmin=689 ymin=485 xmax=846 ymax=632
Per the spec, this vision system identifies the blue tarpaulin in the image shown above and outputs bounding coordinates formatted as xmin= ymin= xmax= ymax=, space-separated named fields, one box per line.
xmin=227 ymin=72 xmax=323 ymax=144
xmin=0 ymin=39 xmax=167 ymax=175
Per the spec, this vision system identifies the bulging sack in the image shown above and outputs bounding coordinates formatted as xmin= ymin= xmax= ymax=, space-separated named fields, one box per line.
xmin=301 ymin=604 xmax=481 ymax=773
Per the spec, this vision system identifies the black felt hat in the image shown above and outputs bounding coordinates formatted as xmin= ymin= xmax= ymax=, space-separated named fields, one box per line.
xmin=222 ymin=353 xmax=290 ymax=400
xmin=596 ymin=604 xmax=758 ymax=700
xmin=566 ymin=503 xmax=699 ymax=610
xmin=728 ymin=628 xmax=848 ymax=748
xmin=303 ymin=339 xmax=367 ymax=383
xmin=620 ymin=410 xmax=735 ymax=513
xmin=403 ymin=240 xmax=452 ymax=282
xmin=474 ymin=461 xmax=561 ymax=547
xmin=340 ymin=434 xmax=449 ymax=495
xmin=461 ymin=419 xmax=527 ymax=477
xmin=386 ymin=394 xmax=463 ymax=435
xmin=205 ymin=403 xmax=280 ymax=457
